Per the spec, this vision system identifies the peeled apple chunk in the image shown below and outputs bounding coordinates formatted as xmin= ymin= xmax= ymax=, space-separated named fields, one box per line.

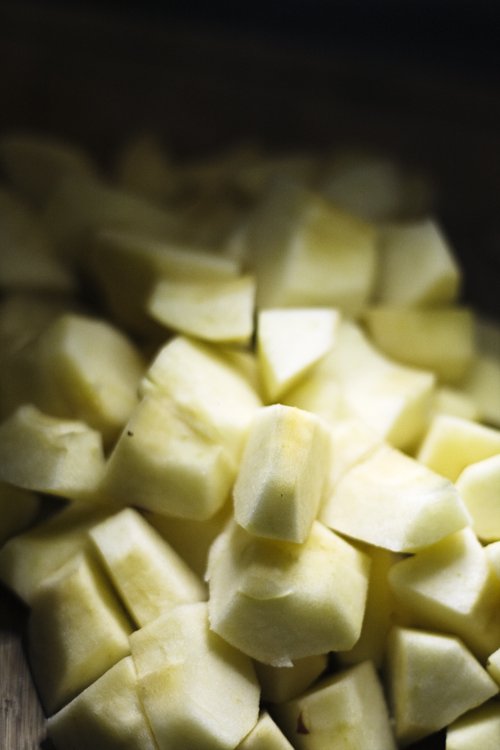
xmin=89 ymin=507 xmax=206 ymax=627
xmin=0 ymin=503 xmax=110 ymax=605
xmin=388 ymin=528 xmax=500 ymax=660
xmin=140 ymin=335 xmax=262 ymax=462
xmin=316 ymin=318 xmax=435 ymax=451
xmin=147 ymin=274 xmax=256 ymax=344
xmin=320 ymin=442 xmax=469 ymax=553
xmin=246 ymin=180 xmax=377 ymax=315
xmin=256 ymin=307 xmax=340 ymax=401
xmin=102 ymin=394 xmax=235 ymax=520
xmin=35 ymin=313 xmax=145 ymax=446
xmin=417 ymin=413 xmax=500 ymax=482
xmin=233 ymin=404 xmax=331 ymax=543
xmin=446 ymin=702 xmax=500 ymax=750
xmin=237 ymin=712 xmax=294 ymax=750
xmin=0 ymin=404 xmax=105 ymax=499
xmin=207 ymin=519 xmax=370 ymax=665
xmin=375 ymin=218 xmax=461 ymax=306
xmin=386 ymin=626 xmax=498 ymax=747
xmin=272 ymin=660 xmax=397 ymax=750
xmin=130 ymin=602 xmax=260 ymax=750
xmin=47 ymin=656 xmax=158 ymax=750
xmin=364 ymin=306 xmax=475 ymax=383
xmin=28 ymin=550 xmax=133 ymax=714
xmin=456 ymin=454 xmax=500 ymax=541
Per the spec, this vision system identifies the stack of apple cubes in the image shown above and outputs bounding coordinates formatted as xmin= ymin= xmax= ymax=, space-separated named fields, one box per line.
xmin=0 ymin=134 xmax=500 ymax=750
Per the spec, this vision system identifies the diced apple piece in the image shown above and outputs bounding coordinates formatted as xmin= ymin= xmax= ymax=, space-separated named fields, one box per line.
xmin=485 ymin=542 xmax=500 ymax=582
xmin=456 ymin=455 xmax=500 ymax=541
xmin=130 ymin=602 xmax=260 ymax=750
xmin=389 ymin=529 xmax=500 ymax=659
xmin=386 ymin=626 xmax=498 ymax=747
xmin=0 ymin=482 xmax=39 ymax=546
xmin=0 ymin=503 xmax=110 ymax=605
xmin=234 ymin=404 xmax=331 ymax=543
xmin=417 ymin=414 xmax=500 ymax=481
xmin=29 ymin=551 xmax=132 ymax=714
xmin=446 ymin=702 xmax=500 ymax=750
xmin=102 ymin=395 xmax=234 ymax=520
xmin=364 ymin=306 xmax=474 ymax=383
xmin=47 ymin=656 xmax=158 ymax=750
xmin=88 ymin=227 xmax=240 ymax=335
xmin=460 ymin=355 xmax=500 ymax=428
xmin=147 ymin=274 xmax=256 ymax=344
xmin=237 ymin=712 xmax=294 ymax=750
xmin=257 ymin=308 xmax=340 ymax=401
xmin=89 ymin=507 xmax=205 ymax=627
xmin=146 ymin=502 xmax=231 ymax=580
xmin=375 ymin=218 xmax=461 ymax=306
xmin=207 ymin=520 xmax=370 ymax=665
xmin=338 ymin=545 xmax=401 ymax=668
xmin=317 ymin=319 xmax=435 ymax=451
xmin=35 ymin=313 xmax=145 ymax=446
xmin=246 ymin=181 xmax=377 ymax=315
xmin=0 ymin=404 xmax=105 ymax=500
xmin=320 ymin=443 xmax=469 ymax=553
xmin=0 ymin=133 xmax=95 ymax=204
xmin=487 ymin=647 xmax=500 ymax=685
xmin=141 ymin=335 xmax=262 ymax=463
xmin=254 ymin=655 xmax=328 ymax=704
xmin=273 ymin=660 xmax=397 ymax=750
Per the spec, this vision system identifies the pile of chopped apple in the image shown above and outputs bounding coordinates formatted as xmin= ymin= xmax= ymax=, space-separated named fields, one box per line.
xmin=1 ymin=133 xmax=500 ymax=749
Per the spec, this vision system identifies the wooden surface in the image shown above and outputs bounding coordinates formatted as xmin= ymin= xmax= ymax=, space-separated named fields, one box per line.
xmin=0 ymin=3 xmax=498 ymax=749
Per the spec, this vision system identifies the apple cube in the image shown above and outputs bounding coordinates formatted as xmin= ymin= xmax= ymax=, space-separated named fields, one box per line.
xmin=256 ymin=307 xmax=340 ymax=401
xmin=375 ymin=218 xmax=461 ymax=306
xmin=417 ymin=414 xmax=500 ymax=481
xmin=89 ymin=507 xmax=206 ymax=627
xmin=102 ymin=395 xmax=235 ymax=519
xmin=389 ymin=528 xmax=500 ymax=659
xmin=364 ymin=306 xmax=475 ymax=383
xmin=0 ymin=503 xmax=110 ymax=605
xmin=446 ymin=702 xmax=500 ymax=750
xmin=207 ymin=520 xmax=370 ymax=665
xmin=246 ymin=181 xmax=377 ymax=315
xmin=432 ymin=386 xmax=479 ymax=421
xmin=147 ymin=274 xmax=256 ymax=344
xmin=386 ymin=626 xmax=498 ymax=746
xmin=273 ymin=660 xmax=397 ymax=750
xmin=0 ymin=404 xmax=105 ymax=500
xmin=456 ymin=454 xmax=500 ymax=541
xmin=47 ymin=656 xmax=157 ymax=750
xmin=141 ymin=335 xmax=262 ymax=463
xmin=28 ymin=550 xmax=132 ymax=714
xmin=130 ymin=602 xmax=260 ymax=750
xmin=320 ymin=442 xmax=469 ymax=553
xmin=233 ymin=404 xmax=331 ymax=543
xmin=88 ymin=227 xmax=239 ymax=335
xmin=35 ymin=313 xmax=145 ymax=446
xmin=237 ymin=712 xmax=294 ymax=750
xmin=317 ymin=319 xmax=435 ymax=451
xmin=254 ymin=655 xmax=328 ymax=704
xmin=460 ymin=355 xmax=500 ymax=428
xmin=282 ymin=369 xmax=344 ymax=427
